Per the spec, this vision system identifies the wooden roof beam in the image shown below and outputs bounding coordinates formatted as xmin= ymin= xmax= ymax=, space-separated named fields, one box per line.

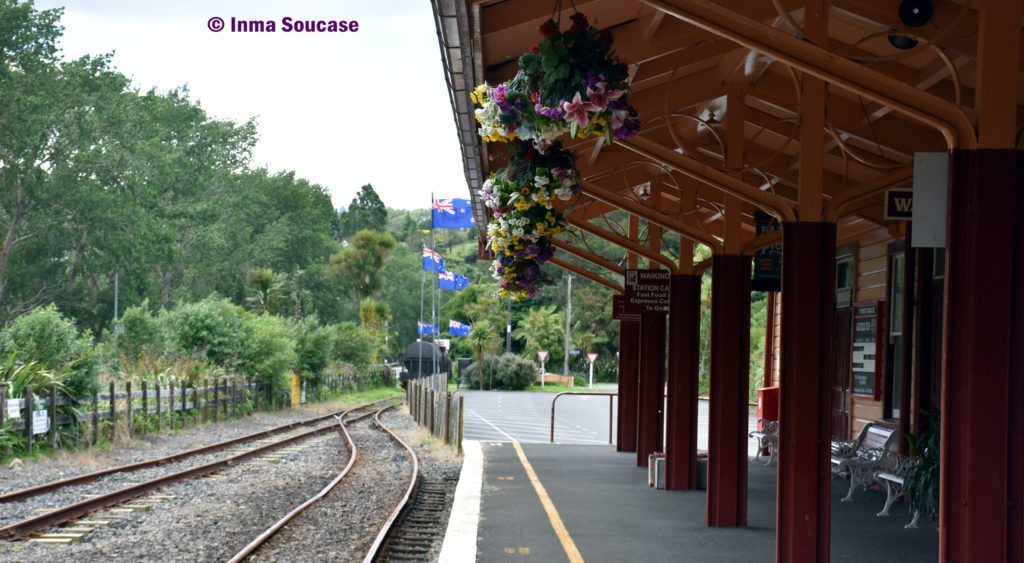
xmin=638 ymin=0 xmax=976 ymax=148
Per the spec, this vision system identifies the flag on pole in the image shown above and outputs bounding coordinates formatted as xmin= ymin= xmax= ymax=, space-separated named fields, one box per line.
xmin=438 ymin=270 xmax=470 ymax=291
xmin=454 ymin=272 xmax=470 ymax=289
xmin=432 ymin=198 xmax=475 ymax=229
xmin=449 ymin=320 xmax=472 ymax=336
xmin=422 ymin=247 xmax=445 ymax=272
xmin=417 ymin=322 xmax=438 ymax=335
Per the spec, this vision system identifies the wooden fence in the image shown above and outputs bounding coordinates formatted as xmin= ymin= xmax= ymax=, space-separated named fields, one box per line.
xmin=406 ymin=373 xmax=464 ymax=454
xmin=0 ymin=371 xmax=385 ymax=454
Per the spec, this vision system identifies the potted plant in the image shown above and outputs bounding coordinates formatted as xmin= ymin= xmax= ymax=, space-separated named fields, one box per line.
xmin=904 ymin=412 xmax=940 ymax=527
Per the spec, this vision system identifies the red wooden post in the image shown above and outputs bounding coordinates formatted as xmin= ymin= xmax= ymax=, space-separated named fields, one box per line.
xmin=636 ymin=312 xmax=666 ymax=467
xmin=616 ymin=319 xmax=640 ymax=452
xmin=666 ymin=274 xmax=701 ymax=490
xmin=706 ymin=255 xmax=751 ymax=526
xmin=941 ymin=149 xmax=1024 ymax=562
xmin=776 ymin=222 xmax=836 ymax=563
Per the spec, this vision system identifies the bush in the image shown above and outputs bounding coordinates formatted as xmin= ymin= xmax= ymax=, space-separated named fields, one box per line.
xmin=465 ymin=353 xmax=537 ymax=391
xmin=0 ymin=304 xmax=84 ymax=370
xmin=240 ymin=314 xmax=297 ymax=394
xmin=332 ymin=322 xmax=373 ymax=370
xmin=166 ymin=296 xmax=246 ymax=367
xmin=117 ymin=300 xmax=168 ymax=359
xmin=294 ymin=316 xmax=333 ymax=380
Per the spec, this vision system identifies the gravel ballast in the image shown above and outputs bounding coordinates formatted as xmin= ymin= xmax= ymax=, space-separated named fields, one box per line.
xmin=0 ymin=400 xmax=463 ymax=563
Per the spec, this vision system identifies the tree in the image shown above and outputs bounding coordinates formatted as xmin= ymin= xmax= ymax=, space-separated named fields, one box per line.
xmin=245 ymin=268 xmax=287 ymax=315
xmin=466 ymin=319 xmax=500 ymax=390
xmin=338 ymin=184 xmax=387 ymax=238
xmin=513 ymin=305 xmax=564 ymax=365
xmin=327 ymin=230 xmax=397 ymax=300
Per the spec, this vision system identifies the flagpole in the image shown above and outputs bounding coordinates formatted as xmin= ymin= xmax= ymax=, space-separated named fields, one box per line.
xmin=431 ymin=192 xmax=438 ymax=376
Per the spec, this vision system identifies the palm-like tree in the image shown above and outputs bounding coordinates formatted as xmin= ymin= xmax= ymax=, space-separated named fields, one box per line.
xmin=466 ymin=320 xmax=499 ymax=390
xmin=245 ymin=268 xmax=287 ymax=315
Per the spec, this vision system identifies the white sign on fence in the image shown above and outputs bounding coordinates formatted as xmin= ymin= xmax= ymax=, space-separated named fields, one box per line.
xmin=6 ymin=398 xmax=21 ymax=419
xmin=32 ymin=409 xmax=48 ymax=435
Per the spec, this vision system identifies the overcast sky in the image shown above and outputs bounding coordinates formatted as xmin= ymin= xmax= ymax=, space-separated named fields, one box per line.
xmin=35 ymin=0 xmax=468 ymax=210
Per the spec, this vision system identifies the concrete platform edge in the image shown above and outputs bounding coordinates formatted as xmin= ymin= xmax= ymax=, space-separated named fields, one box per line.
xmin=439 ymin=439 xmax=482 ymax=563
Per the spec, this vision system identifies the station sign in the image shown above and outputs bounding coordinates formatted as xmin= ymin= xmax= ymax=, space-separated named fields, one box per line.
xmin=624 ymin=269 xmax=671 ymax=314
xmin=884 ymin=188 xmax=913 ymax=221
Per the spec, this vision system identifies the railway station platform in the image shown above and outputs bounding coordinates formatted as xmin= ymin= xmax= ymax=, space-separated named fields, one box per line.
xmin=441 ymin=442 xmax=938 ymax=563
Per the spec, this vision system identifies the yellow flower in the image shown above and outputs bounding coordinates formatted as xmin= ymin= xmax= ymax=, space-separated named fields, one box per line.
xmin=471 ymin=84 xmax=487 ymax=105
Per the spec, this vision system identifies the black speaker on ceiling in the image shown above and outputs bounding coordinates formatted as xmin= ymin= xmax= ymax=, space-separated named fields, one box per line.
xmin=898 ymin=0 xmax=933 ymax=28
xmin=888 ymin=34 xmax=919 ymax=50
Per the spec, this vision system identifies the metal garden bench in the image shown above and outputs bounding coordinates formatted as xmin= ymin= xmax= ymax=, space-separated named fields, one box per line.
xmin=830 ymin=423 xmax=898 ymax=502
xmin=872 ymin=452 xmax=921 ymax=529
xmin=748 ymin=419 xmax=778 ymax=466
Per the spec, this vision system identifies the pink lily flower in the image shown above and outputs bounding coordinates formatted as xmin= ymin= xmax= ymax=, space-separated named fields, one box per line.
xmin=562 ymin=92 xmax=589 ymax=129
xmin=584 ymin=82 xmax=623 ymax=112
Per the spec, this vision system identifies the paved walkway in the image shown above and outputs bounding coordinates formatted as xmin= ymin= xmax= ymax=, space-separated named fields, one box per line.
xmin=445 ymin=443 xmax=936 ymax=562
xmin=460 ymin=390 xmax=761 ymax=456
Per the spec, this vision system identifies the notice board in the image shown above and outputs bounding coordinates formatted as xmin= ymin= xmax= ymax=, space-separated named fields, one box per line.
xmin=851 ymin=303 xmax=883 ymax=399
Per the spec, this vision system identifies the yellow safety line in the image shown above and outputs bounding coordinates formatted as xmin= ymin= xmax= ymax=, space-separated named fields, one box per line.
xmin=512 ymin=440 xmax=584 ymax=563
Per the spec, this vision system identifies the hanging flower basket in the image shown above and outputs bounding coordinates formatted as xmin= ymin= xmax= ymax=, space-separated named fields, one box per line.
xmin=479 ymin=141 xmax=581 ymax=299
xmin=519 ymin=12 xmax=641 ymax=142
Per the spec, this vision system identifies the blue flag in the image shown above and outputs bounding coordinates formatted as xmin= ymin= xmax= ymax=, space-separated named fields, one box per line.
xmin=438 ymin=270 xmax=470 ymax=291
xmin=454 ymin=273 xmax=470 ymax=290
xmin=417 ymin=322 xmax=438 ymax=335
xmin=449 ymin=320 xmax=471 ymax=336
xmin=432 ymin=198 xmax=475 ymax=229
xmin=422 ymin=247 xmax=445 ymax=272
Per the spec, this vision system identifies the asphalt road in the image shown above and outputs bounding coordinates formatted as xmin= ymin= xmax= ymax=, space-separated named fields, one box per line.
xmin=460 ymin=389 xmax=761 ymax=455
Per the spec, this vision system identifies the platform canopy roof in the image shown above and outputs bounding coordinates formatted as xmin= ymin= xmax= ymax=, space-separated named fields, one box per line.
xmin=433 ymin=0 xmax=1018 ymax=278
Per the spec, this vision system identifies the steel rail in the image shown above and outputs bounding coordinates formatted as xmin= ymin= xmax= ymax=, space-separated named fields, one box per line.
xmin=550 ymin=392 xmax=618 ymax=444
xmin=0 ymin=401 xmax=384 ymax=541
xmin=0 ymin=399 xmax=391 ymax=504
xmin=226 ymin=407 xmax=381 ymax=563
xmin=362 ymin=404 xmax=420 ymax=563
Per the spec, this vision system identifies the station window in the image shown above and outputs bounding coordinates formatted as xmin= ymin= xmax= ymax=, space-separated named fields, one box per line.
xmin=836 ymin=251 xmax=855 ymax=309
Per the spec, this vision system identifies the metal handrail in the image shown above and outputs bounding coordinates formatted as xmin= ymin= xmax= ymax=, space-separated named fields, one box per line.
xmin=550 ymin=392 xmax=618 ymax=444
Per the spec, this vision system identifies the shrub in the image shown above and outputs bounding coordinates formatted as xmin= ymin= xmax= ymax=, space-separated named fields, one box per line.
xmin=332 ymin=322 xmax=373 ymax=370
xmin=294 ymin=316 xmax=333 ymax=380
xmin=0 ymin=304 xmax=84 ymax=370
xmin=117 ymin=300 xmax=168 ymax=359
xmin=240 ymin=314 xmax=296 ymax=394
xmin=166 ymin=296 xmax=246 ymax=367
xmin=465 ymin=353 xmax=537 ymax=391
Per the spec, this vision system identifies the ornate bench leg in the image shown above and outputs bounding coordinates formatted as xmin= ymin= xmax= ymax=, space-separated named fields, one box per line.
xmin=877 ymin=481 xmax=898 ymax=517
xmin=766 ymin=445 xmax=776 ymax=467
xmin=905 ymin=510 xmax=920 ymax=529
xmin=841 ymin=465 xmax=858 ymax=502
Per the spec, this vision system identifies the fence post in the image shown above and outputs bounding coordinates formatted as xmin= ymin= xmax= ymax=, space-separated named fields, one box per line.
xmin=254 ymin=380 xmax=260 ymax=412
xmin=0 ymin=386 xmax=6 ymax=456
xmin=213 ymin=379 xmax=219 ymax=422
xmin=155 ymin=383 xmax=162 ymax=433
xmin=192 ymin=386 xmax=199 ymax=426
xmin=108 ymin=381 xmax=116 ymax=440
xmin=458 ymin=395 xmax=464 ymax=455
xmin=444 ymin=392 xmax=451 ymax=444
xmin=48 ymin=385 xmax=57 ymax=449
xmin=180 ymin=383 xmax=186 ymax=426
xmin=222 ymin=379 xmax=229 ymax=418
xmin=141 ymin=381 xmax=148 ymax=429
xmin=25 ymin=385 xmax=33 ymax=452
xmin=168 ymin=381 xmax=175 ymax=430
xmin=125 ymin=381 xmax=133 ymax=437
xmin=91 ymin=387 xmax=99 ymax=445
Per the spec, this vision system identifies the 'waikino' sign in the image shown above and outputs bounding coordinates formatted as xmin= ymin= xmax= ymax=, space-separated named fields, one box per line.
xmin=624 ymin=269 xmax=671 ymax=314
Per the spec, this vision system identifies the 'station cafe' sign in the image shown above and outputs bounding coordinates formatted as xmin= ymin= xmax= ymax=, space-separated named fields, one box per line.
xmin=623 ymin=269 xmax=671 ymax=315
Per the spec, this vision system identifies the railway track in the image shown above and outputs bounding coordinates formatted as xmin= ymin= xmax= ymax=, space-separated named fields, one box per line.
xmin=231 ymin=403 xmax=419 ymax=563
xmin=0 ymin=399 xmax=392 ymax=542
xmin=371 ymin=477 xmax=455 ymax=561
